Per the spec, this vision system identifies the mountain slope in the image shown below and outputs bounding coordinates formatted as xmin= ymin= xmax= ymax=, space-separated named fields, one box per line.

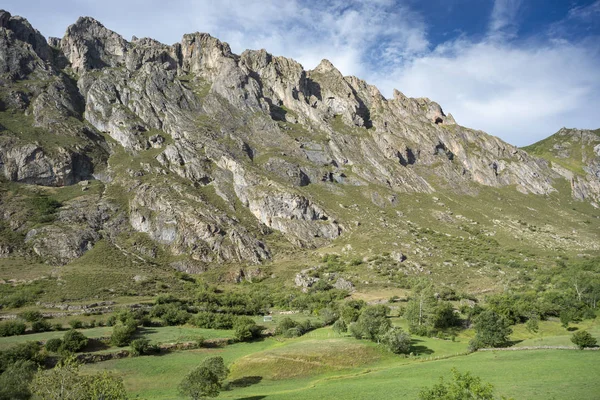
xmin=0 ymin=10 xmax=598 ymax=300
xmin=524 ymin=128 xmax=600 ymax=203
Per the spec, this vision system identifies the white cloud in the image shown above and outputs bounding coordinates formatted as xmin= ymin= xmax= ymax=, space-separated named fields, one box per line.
xmin=488 ymin=0 xmax=522 ymax=39
xmin=370 ymin=38 xmax=600 ymax=146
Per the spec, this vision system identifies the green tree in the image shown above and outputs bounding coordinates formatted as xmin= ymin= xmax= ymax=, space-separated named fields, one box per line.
xmin=111 ymin=323 xmax=137 ymax=347
xmin=60 ymin=330 xmax=88 ymax=353
xmin=30 ymin=357 xmax=127 ymax=400
xmin=419 ymin=369 xmax=497 ymax=400
xmin=233 ymin=317 xmax=263 ymax=342
xmin=349 ymin=305 xmax=391 ymax=342
xmin=431 ymin=302 xmax=460 ymax=330
xmin=0 ymin=360 xmax=36 ymax=400
xmin=45 ymin=338 xmax=63 ymax=353
xmin=559 ymin=309 xmax=573 ymax=329
xmin=405 ymin=285 xmax=437 ymax=335
xmin=380 ymin=327 xmax=412 ymax=354
xmin=332 ymin=318 xmax=347 ymax=334
xmin=469 ymin=310 xmax=512 ymax=350
xmin=18 ymin=311 xmax=43 ymax=322
xmin=525 ymin=314 xmax=539 ymax=334
xmin=571 ymin=330 xmax=597 ymax=349
xmin=130 ymin=338 xmax=158 ymax=356
xmin=178 ymin=357 xmax=228 ymax=400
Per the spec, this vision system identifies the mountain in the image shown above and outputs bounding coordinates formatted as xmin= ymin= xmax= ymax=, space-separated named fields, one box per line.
xmin=0 ymin=10 xmax=598 ymax=299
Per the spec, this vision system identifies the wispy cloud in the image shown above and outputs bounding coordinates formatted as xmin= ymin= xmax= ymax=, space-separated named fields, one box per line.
xmin=488 ymin=0 xmax=522 ymax=39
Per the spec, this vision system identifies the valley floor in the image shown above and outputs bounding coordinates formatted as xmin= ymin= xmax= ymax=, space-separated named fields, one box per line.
xmin=70 ymin=318 xmax=600 ymax=400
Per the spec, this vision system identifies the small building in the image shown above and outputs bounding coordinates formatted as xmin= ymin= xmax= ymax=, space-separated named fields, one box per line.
xmin=263 ymin=315 xmax=273 ymax=322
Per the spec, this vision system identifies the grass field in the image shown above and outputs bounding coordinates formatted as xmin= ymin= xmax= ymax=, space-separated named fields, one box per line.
xmin=80 ymin=331 xmax=599 ymax=400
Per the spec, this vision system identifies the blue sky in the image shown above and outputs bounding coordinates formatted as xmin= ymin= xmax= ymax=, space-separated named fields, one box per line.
xmin=3 ymin=0 xmax=599 ymax=146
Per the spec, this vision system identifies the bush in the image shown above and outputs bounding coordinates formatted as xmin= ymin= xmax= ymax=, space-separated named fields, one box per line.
xmin=69 ymin=319 xmax=84 ymax=329
xmin=319 ymin=307 xmax=338 ymax=326
xmin=0 ymin=341 xmax=44 ymax=372
xmin=31 ymin=319 xmax=52 ymax=333
xmin=419 ymin=368 xmax=496 ymax=400
xmin=332 ymin=319 xmax=347 ymax=334
xmin=45 ymin=338 xmax=63 ymax=353
xmin=350 ymin=305 xmax=391 ymax=341
xmin=469 ymin=310 xmax=512 ymax=350
xmin=0 ymin=321 xmax=26 ymax=337
xmin=0 ymin=359 xmax=36 ymax=399
xmin=284 ymin=327 xmax=302 ymax=338
xmin=381 ymin=327 xmax=412 ymax=354
xmin=275 ymin=317 xmax=297 ymax=335
xmin=61 ymin=330 xmax=88 ymax=353
xmin=130 ymin=338 xmax=159 ymax=356
xmin=110 ymin=324 xmax=137 ymax=347
xmin=233 ymin=317 xmax=263 ymax=342
xmin=571 ymin=330 xmax=597 ymax=349
xmin=18 ymin=310 xmax=43 ymax=322
xmin=178 ymin=356 xmax=228 ymax=400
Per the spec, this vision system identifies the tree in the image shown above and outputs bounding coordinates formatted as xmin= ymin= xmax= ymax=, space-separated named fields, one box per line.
xmin=111 ymin=323 xmax=136 ymax=347
xmin=179 ymin=357 xmax=228 ymax=400
xmin=233 ymin=317 xmax=263 ymax=342
xmin=560 ymin=310 xmax=573 ymax=329
xmin=199 ymin=356 xmax=229 ymax=383
xmin=380 ymin=327 xmax=412 ymax=354
xmin=469 ymin=310 xmax=512 ymax=350
xmin=45 ymin=338 xmax=63 ymax=353
xmin=419 ymin=369 xmax=497 ymax=400
xmin=332 ymin=318 xmax=347 ymax=334
xmin=431 ymin=302 xmax=460 ymax=330
xmin=525 ymin=314 xmax=539 ymax=334
xmin=30 ymin=357 xmax=127 ymax=400
xmin=0 ymin=360 xmax=36 ymax=400
xmin=349 ymin=305 xmax=391 ymax=342
xmin=571 ymin=330 xmax=597 ymax=349
xmin=130 ymin=338 xmax=159 ymax=356
xmin=61 ymin=330 xmax=88 ymax=353
xmin=404 ymin=284 xmax=438 ymax=335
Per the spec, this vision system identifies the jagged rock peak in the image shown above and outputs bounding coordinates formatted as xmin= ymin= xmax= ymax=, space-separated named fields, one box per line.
xmin=61 ymin=16 xmax=127 ymax=73
xmin=313 ymin=59 xmax=340 ymax=74
xmin=0 ymin=9 xmax=51 ymax=63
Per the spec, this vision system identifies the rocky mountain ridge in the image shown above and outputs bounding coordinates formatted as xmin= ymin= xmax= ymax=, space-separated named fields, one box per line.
xmin=0 ymin=10 xmax=598 ymax=273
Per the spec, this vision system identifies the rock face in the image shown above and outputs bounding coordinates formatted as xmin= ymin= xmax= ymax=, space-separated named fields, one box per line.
xmin=0 ymin=9 xmax=596 ymax=267
xmin=524 ymin=128 xmax=600 ymax=206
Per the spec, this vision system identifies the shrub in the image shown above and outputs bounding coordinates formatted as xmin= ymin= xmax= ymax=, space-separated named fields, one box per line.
xmin=0 ymin=321 xmax=26 ymax=337
xmin=61 ymin=330 xmax=88 ymax=353
xmin=571 ymin=330 xmax=597 ymax=349
xmin=419 ymin=369 xmax=495 ymax=400
xmin=275 ymin=317 xmax=297 ymax=335
xmin=18 ymin=310 xmax=43 ymax=322
xmin=45 ymin=338 xmax=63 ymax=353
xmin=469 ymin=310 xmax=512 ymax=350
xmin=69 ymin=319 xmax=84 ymax=329
xmin=319 ymin=307 xmax=338 ymax=326
xmin=31 ymin=319 xmax=52 ymax=333
xmin=130 ymin=338 xmax=159 ymax=356
xmin=332 ymin=319 xmax=347 ymax=334
xmin=0 ymin=341 xmax=44 ymax=372
xmin=284 ymin=327 xmax=302 ymax=338
xmin=0 ymin=360 xmax=36 ymax=399
xmin=178 ymin=356 xmax=228 ymax=400
xmin=233 ymin=317 xmax=263 ymax=342
xmin=380 ymin=327 xmax=411 ymax=354
xmin=110 ymin=324 xmax=136 ymax=347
